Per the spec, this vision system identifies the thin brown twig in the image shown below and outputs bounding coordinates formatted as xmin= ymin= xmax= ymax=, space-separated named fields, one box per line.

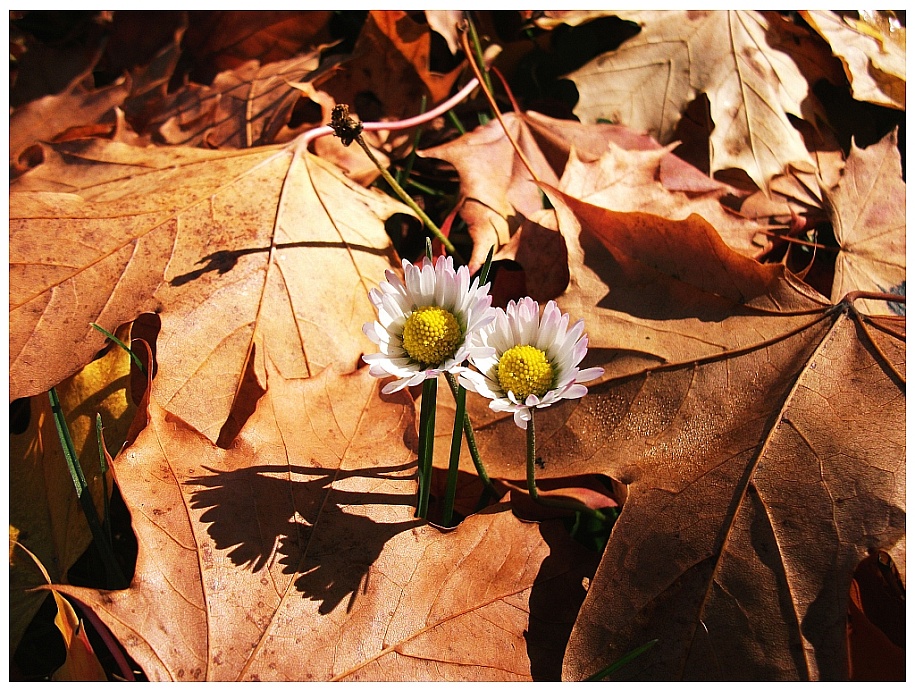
xmin=459 ymin=24 xmax=541 ymax=184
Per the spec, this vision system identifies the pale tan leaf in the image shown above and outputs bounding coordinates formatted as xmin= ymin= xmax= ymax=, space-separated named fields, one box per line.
xmin=827 ymin=128 xmax=906 ymax=315
xmin=566 ymin=10 xmax=840 ymax=190
xmin=58 ymin=366 xmax=596 ymax=681
xmin=10 ymin=139 xmax=405 ymax=442
xmin=801 ymin=10 xmax=905 ymax=110
xmin=425 ymin=10 xmax=464 ymax=54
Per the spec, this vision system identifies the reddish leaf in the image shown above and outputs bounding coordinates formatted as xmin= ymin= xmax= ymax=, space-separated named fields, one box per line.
xmin=180 ymin=11 xmax=333 ymax=84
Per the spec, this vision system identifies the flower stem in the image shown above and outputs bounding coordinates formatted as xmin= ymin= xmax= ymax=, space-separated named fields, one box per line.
xmin=526 ymin=411 xmax=540 ymax=501
xmin=525 ymin=410 xmax=611 ymax=523
xmin=441 ymin=382 xmax=466 ymax=527
xmin=354 ymin=135 xmax=461 ymax=260
xmin=444 ymin=372 xmax=495 ymax=501
xmin=416 ymin=377 xmax=438 ymax=519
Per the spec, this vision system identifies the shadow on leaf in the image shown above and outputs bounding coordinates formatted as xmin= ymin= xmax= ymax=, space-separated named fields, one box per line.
xmin=185 ymin=461 xmax=422 ymax=614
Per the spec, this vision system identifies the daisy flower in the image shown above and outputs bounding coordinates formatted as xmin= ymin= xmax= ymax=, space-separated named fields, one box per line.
xmin=460 ymin=297 xmax=604 ymax=429
xmin=363 ymin=255 xmax=495 ymax=394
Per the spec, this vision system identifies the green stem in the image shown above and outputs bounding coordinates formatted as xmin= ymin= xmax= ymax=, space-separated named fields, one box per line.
xmin=416 ymin=377 xmax=438 ymax=519
xmin=441 ymin=383 xmax=465 ymax=527
xmin=404 ymin=177 xmax=445 ymax=197
xmin=446 ymin=109 xmax=466 ymax=135
xmin=355 ymin=135 xmax=461 ymax=260
xmin=525 ymin=410 xmax=611 ymax=523
xmin=444 ymin=372 xmax=495 ymax=499
xmin=526 ymin=411 xmax=539 ymax=501
xmin=49 ymin=388 xmax=126 ymax=589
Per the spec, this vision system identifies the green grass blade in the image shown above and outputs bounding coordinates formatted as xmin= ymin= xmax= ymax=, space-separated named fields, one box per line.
xmin=584 ymin=639 xmax=659 ymax=681
xmin=90 ymin=322 xmax=145 ymax=374
xmin=49 ymin=388 xmax=127 ymax=589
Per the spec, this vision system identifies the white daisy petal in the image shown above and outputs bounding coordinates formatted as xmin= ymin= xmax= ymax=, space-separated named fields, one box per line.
xmin=362 ymin=255 xmax=495 ymax=391
xmin=576 ymin=367 xmax=604 ymax=383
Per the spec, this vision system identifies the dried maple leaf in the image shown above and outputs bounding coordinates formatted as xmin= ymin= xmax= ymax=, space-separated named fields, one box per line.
xmin=10 ymin=138 xmax=405 ymax=443
xmin=444 ymin=188 xmax=904 ymax=678
xmin=320 ymin=10 xmax=464 ymax=125
xmin=57 ymin=366 xmax=597 ymax=681
xmin=421 ymin=110 xmax=757 ymax=276
xmin=458 ymin=266 xmax=904 ymax=680
xmin=10 ymin=66 xmax=130 ymax=167
xmin=826 ymin=128 xmax=906 ymax=316
xmin=149 ymin=53 xmax=324 ymax=148
xmin=179 ymin=10 xmax=334 ymax=84
xmin=566 ymin=10 xmax=843 ymax=190
xmin=549 ymin=298 xmax=903 ymax=680
xmin=800 ymin=10 xmax=905 ymax=111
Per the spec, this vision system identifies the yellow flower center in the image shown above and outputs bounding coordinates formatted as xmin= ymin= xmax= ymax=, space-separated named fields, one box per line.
xmin=402 ymin=306 xmax=461 ymax=367
xmin=496 ymin=345 xmax=554 ymax=400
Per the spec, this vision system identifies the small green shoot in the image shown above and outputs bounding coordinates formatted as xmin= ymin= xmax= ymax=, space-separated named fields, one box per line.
xmin=91 ymin=322 xmax=145 ymax=374
xmin=584 ymin=639 xmax=659 ymax=681
xmin=446 ymin=109 xmax=466 ymax=135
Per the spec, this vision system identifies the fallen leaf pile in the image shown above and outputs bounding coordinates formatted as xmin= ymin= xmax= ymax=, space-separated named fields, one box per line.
xmin=9 ymin=10 xmax=905 ymax=681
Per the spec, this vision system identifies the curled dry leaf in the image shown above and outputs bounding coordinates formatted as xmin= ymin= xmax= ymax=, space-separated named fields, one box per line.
xmin=10 ymin=67 xmax=130 ymax=168
xmin=548 ymin=189 xmax=828 ymax=380
xmin=826 ymin=128 xmax=906 ymax=315
xmin=558 ymin=140 xmax=769 ymax=258
xmin=422 ymin=110 xmax=755 ymax=276
xmin=10 ymin=138 xmax=406 ymax=443
xmin=425 ymin=10 xmax=465 ymax=55
xmin=320 ymin=10 xmax=464 ymax=126
xmin=180 ymin=10 xmax=334 ymax=84
xmin=566 ymin=10 xmax=843 ymax=191
xmin=149 ymin=52 xmax=324 ymax=148
xmin=58 ymin=365 xmax=598 ymax=681
xmin=800 ymin=10 xmax=905 ymax=111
